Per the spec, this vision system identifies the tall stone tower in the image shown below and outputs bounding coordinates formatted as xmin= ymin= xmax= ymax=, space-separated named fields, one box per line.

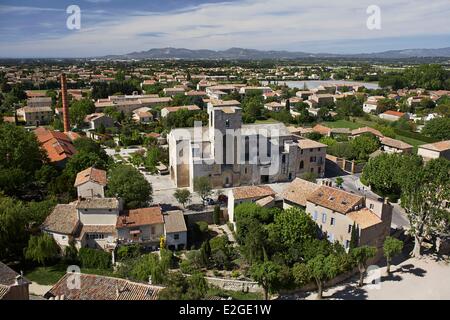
xmin=60 ymin=73 xmax=70 ymax=133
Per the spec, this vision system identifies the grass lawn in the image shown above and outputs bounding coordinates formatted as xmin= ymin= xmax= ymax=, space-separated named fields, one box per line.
xmin=25 ymin=264 xmax=117 ymax=285
xmin=255 ymin=118 xmax=280 ymax=124
xmin=322 ymin=120 xmax=363 ymax=130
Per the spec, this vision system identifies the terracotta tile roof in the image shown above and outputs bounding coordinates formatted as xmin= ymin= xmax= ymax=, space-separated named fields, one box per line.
xmin=41 ymin=204 xmax=79 ymax=235
xmin=232 ymin=185 xmax=276 ymax=201
xmin=347 ymin=208 xmax=382 ymax=229
xmin=0 ymin=285 xmax=10 ymax=299
xmin=162 ymin=105 xmax=200 ymax=113
xmin=76 ymin=198 xmax=120 ymax=210
xmin=146 ymin=132 xmax=161 ymax=138
xmin=419 ymin=140 xmax=450 ymax=152
xmin=351 ymin=127 xmax=384 ymax=138
xmin=74 ymin=167 xmax=107 ymax=187
xmin=185 ymin=91 xmax=207 ymax=96
xmin=210 ymin=99 xmax=241 ymax=107
xmin=382 ymin=110 xmax=405 ymax=117
xmin=34 ymin=127 xmax=77 ymax=163
xmin=281 ymin=178 xmax=321 ymax=207
xmin=307 ymin=186 xmax=364 ymax=214
xmin=163 ymin=210 xmax=187 ymax=233
xmin=255 ymin=195 xmax=275 ymax=207
xmin=75 ymin=225 xmax=117 ymax=240
xmin=116 ymin=206 xmax=164 ymax=228
xmin=298 ymin=138 xmax=327 ymax=149
xmin=380 ymin=137 xmax=413 ymax=150
xmin=312 ymin=124 xmax=332 ymax=135
xmin=0 ymin=262 xmax=27 ymax=287
xmin=46 ymin=273 xmax=163 ymax=300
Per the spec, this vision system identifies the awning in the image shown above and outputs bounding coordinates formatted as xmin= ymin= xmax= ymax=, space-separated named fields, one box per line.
xmin=130 ymin=230 xmax=142 ymax=235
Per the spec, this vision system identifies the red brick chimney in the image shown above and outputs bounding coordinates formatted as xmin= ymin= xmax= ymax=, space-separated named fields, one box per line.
xmin=61 ymin=73 xmax=70 ymax=133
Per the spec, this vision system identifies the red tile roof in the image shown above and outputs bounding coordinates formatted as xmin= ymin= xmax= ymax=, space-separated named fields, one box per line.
xmin=116 ymin=206 xmax=164 ymax=228
xmin=34 ymin=127 xmax=77 ymax=163
xmin=74 ymin=167 xmax=107 ymax=187
xmin=382 ymin=110 xmax=405 ymax=117
xmin=46 ymin=273 xmax=163 ymax=300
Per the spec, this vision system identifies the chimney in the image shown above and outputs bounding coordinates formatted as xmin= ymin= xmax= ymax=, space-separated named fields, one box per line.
xmin=14 ymin=272 xmax=24 ymax=286
xmin=61 ymin=73 xmax=70 ymax=133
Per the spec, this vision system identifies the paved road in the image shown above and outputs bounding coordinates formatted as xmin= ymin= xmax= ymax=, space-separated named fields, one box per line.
xmin=294 ymin=255 xmax=450 ymax=300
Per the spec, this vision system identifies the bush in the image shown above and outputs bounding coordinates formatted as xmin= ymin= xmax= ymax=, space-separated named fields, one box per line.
xmin=117 ymin=244 xmax=141 ymax=261
xmin=180 ymin=259 xmax=198 ymax=274
xmin=231 ymin=270 xmax=240 ymax=278
xmin=78 ymin=248 xmax=111 ymax=269
xmin=103 ymin=139 xmax=116 ymax=148
xmin=227 ymin=222 xmax=234 ymax=232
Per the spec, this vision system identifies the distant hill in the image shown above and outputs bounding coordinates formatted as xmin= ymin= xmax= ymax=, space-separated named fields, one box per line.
xmin=100 ymin=47 xmax=450 ymax=60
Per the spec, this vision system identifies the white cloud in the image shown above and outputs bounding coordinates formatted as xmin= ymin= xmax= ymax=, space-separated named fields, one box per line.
xmin=1 ymin=0 xmax=449 ymax=57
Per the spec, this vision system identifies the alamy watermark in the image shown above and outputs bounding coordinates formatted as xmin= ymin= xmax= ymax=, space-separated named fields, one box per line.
xmin=66 ymin=5 xmax=81 ymax=30
xmin=367 ymin=5 xmax=381 ymax=30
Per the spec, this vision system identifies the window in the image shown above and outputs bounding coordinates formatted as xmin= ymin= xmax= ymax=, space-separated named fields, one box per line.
xmin=345 ymin=240 xmax=350 ymax=249
xmin=330 ymin=217 xmax=335 ymax=226
xmin=348 ymin=224 xmax=352 ymax=233
xmin=282 ymin=155 xmax=286 ymax=164
xmin=174 ymin=234 xmax=179 ymax=240
xmin=313 ymin=211 xmax=318 ymax=221
xmin=225 ymin=119 xmax=230 ymax=128
xmin=369 ymin=203 xmax=374 ymax=210
xmin=310 ymin=156 xmax=316 ymax=162
xmin=244 ymin=167 xmax=248 ymax=174
xmin=299 ymin=160 xmax=304 ymax=169
xmin=151 ymin=226 xmax=155 ymax=234
xmin=322 ymin=213 xmax=327 ymax=223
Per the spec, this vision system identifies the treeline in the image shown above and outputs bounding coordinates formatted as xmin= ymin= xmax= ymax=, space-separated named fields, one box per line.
xmin=379 ymin=64 xmax=450 ymax=90
xmin=91 ymin=79 xmax=142 ymax=100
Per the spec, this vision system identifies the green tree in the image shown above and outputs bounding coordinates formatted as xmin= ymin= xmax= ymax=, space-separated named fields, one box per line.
xmin=402 ymin=158 xmax=450 ymax=257
xmin=293 ymin=254 xmax=341 ymax=299
xmin=213 ymin=205 xmax=221 ymax=225
xmin=349 ymin=222 xmax=359 ymax=250
xmin=106 ymin=164 xmax=152 ymax=209
xmin=335 ymin=177 xmax=344 ymax=188
xmin=199 ymin=240 xmax=211 ymax=267
xmin=350 ymin=134 xmax=380 ymax=161
xmin=351 ymin=246 xmax=377 ymax=287
xmin=0 ymin=123 xmax=46 ymax=194
xmin=25 ymin=233 xmax=60 ymax=266
xmin=69 ymin=99 xmax=95 ymax=127
xmin=383 ymin=237 xmax=403 ymax=274
xmin=268 ymin=207 xmax=317 ymax=250
xmin=422 ymin=117 xmax=450 ymax=140
xmin=174 ymin=189 xmax=192 ymax=208
xmin=250 ymin=261 xmax=282 ymax=300
xmin=194 ymin=176 xmax=212 ymax=205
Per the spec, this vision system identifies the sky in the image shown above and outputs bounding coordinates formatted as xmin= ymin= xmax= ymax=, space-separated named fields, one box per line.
xmin=1 ymin=0 xmax=450 ymax=58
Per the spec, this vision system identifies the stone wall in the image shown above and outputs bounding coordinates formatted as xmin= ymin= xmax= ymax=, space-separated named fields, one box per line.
xmin=184 ymin=274 xmax=263 ymax=293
